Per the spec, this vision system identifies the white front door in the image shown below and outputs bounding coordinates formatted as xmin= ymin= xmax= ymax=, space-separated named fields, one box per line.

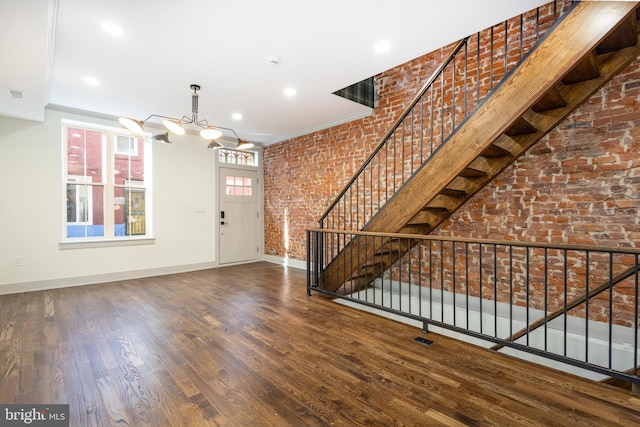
xmin=219 ymin=168 xmax=260 ymax=264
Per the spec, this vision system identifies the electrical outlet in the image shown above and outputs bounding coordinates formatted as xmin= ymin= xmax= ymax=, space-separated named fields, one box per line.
xmin=14 ymin=256 xmax=23 ymax=267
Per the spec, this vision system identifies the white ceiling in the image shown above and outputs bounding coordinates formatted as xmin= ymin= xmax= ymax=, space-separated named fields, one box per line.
xmin=1 ymin=0 xmax=550 ymax=145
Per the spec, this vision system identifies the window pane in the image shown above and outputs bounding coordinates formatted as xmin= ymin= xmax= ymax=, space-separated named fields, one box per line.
xmin=218 ymin=149 xmax=257 ymax=166
xmin=115 ymin=188 xmax=146 ymax=236
xmin=244 ymin=187 xmax=252 ymax=196
xmin=115 ymin=136 xmax=145 ymax=183
xmin=235 ymin=177 xmax=243 ymax=186
xmin=243 ymin=178 xmax=252 ymax=187
xmin=66 ymin=184 xmax=82 ymax=223
xmin=226 ymin=176 xmax=235 ymax=186
xmin=66 ymin=184 xmax=104 ymax=238
xmin=66 ymin=128 xmax=103 ymax=181
xmin=115 ymin=135 xmax=139 ymax=156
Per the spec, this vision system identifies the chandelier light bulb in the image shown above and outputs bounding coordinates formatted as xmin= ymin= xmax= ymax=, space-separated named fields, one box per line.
xmin=118 ymin=117 xmax=144 ymax=134
xmin=163 ymin=119 xmax=185 ymax=135
xmin=200 ymin=127 xmax=223 ymax=139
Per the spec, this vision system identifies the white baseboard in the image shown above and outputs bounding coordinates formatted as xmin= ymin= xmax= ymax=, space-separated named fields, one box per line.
xmin=0 ymin=261 xmax=218 ymax=295
xmin=263 ymin=254 xmax=307 ymax=270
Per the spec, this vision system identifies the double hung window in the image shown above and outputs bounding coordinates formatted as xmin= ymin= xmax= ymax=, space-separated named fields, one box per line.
xmin=63 ymin=121 xmax=152 ymax=241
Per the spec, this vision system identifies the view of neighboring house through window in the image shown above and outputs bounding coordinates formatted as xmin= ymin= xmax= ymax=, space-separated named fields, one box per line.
xmin=63 ymin=122 xmax=152 ymax=240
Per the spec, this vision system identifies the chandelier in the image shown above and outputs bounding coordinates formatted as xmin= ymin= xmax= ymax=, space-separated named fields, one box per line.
xmin=118 ymin=84 xmax=253 ymax=150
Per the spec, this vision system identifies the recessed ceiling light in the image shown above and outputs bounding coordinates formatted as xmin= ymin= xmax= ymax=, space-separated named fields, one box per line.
xmin=83 ymin=76 xmax=101 ymax=86
xmin=284 ymin=87 xmax=297 ymax=97
xmin=374 ymin=40 xmax=392 ymax=54
xmin=101 ymin=22 xmax=124 ymax=36
xmin=232 ymin=113 xmax=243 ymax=120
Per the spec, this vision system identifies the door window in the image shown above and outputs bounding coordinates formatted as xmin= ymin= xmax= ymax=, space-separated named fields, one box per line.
xmin=225 ymin=175 xmax=252 ymax=196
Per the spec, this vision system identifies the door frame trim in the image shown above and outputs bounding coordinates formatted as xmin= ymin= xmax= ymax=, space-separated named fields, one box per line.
xmin=217 ymin=163 xmax=264 ymax=265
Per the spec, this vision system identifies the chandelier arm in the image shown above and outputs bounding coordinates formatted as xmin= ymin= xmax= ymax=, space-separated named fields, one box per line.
xmin=143 ymin=114 xmax=193 ymax=125
xmin=126 ymin=85 xmax=242 ymax=145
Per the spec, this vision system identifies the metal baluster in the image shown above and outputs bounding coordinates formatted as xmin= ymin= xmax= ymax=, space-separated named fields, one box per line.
xmin=494 ymin=244 xmax=498 ymax=338
xmin=635 ymin=254 xmax=639 ymax=380
xmin=430 ymin=241 xmax=434 ymax=321
xmin=536 ymin=6 xmax=540 ymax=41
xmin=429 ymin=86 xmax=434 ymax=155
xmin=526 ymin=247 xmax=530 ymax=347
xmin=490 ymin=26 xmax=494 ymax=90
xmin=608 ymin=252 xmax=613 ymax=369
xmin=308 ymin=230 xmax=313 ymax=291
xmin=441 ymin=240 xmax=445 ymax=323
xmin=420 ymin=95 xmax=424 ymax=163
xmin=504 ymin=20 xmax=508 ymax=79
xmin=476 ymin=32 xmax=480 ymax=106
xmin=544 ymin=247 xmax=548 ymax=352
xmin=466 ymin=242 xmax=470 ymax=330
xmin=509 ymin=245 xmax=513 ymax=343
xmin=440 ymin=74 xmax=445 ymax=148
xmin=385 ymin=138 xmax=389 ymax=203
xmin=564 ymin=249 xmax=568 ymax=357
xmin=401 ymin=120 xmax=405 ymax=182
xmin=453 ymin=241 xmax=457 ymax=327
xmin=585 ymin=251 xmax=590 ymax=364
xmin=519 ymin=13 xmax=524 ymax=61
xmin=463 ymin=41 xmax=468 ymax=120
xmin=480 ymin=243 xmax=484 ymax=334
xmin=393 ymin=133 xmax=397 ymax=194
xmin=410 ymin=109 xmax=415 ymax=175
xmin=452 ymin=52 xmax=456 ymax=130
xmin=419 ymin=240 xmax=423 ymax=318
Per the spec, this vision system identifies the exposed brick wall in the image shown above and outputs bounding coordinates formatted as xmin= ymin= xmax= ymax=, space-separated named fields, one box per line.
xmin=434 ymin=58 xmax=640 ymax=246
xmin=264 ymin=44 xmax=454 ymax=260
xmin=264 ymin=0 xmax=639 ymax=327
xmin=263 ymin=0 xmax=570 ymax=262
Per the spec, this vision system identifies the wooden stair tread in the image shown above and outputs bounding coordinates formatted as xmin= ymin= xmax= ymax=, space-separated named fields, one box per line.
xmin=562 ymin=53 xmax=600 ymax=85
xmin=532 ymin=86 xmax=568 ymax=113
xmin=421 ymin=206 xmax=449 ymax=213
xmin=505 ymin=117 xmax=538 ymax=136
xmin=439 ymin=188 xmax=467 ymax=197
xmin=596 ymin=13 xmax=638 ymax=54
xmin=458 ymin=167 xmax=488 ymax=178
xmin=480 ymin=144 xmax=512 ymax=159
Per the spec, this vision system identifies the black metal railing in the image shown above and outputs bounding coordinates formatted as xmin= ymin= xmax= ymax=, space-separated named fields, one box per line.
xmin=318 ymin=0 xmax=574 ymax=237
xmin=307 ymin=229 xmax=640 ymax=385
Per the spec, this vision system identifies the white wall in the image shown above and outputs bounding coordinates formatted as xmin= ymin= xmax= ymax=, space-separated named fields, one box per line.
xmin=0 ymin=109 xmax=220 ymax=293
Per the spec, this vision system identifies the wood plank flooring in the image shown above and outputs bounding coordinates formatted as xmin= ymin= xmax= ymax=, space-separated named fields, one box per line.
xmin=1 ymin=262 xmax=640 ymax=426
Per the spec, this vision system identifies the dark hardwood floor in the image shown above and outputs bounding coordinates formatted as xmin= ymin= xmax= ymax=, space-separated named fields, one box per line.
xmin=1 ymin=262 xmax=639 ymax=426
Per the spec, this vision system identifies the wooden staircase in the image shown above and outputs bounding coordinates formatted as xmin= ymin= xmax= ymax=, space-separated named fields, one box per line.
xmin=320 ymin=1 xmax=640 ymax=293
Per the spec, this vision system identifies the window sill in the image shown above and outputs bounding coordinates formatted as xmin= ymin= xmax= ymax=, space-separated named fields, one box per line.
xmin=59 ymin=237 xmax=156 ymax=250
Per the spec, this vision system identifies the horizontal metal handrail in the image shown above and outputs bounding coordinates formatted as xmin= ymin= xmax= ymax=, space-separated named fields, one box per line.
xmin=307 ymin=228 xmax=640 ymax=255
xmin=307 ymin=228 xmax=640 ymax=385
